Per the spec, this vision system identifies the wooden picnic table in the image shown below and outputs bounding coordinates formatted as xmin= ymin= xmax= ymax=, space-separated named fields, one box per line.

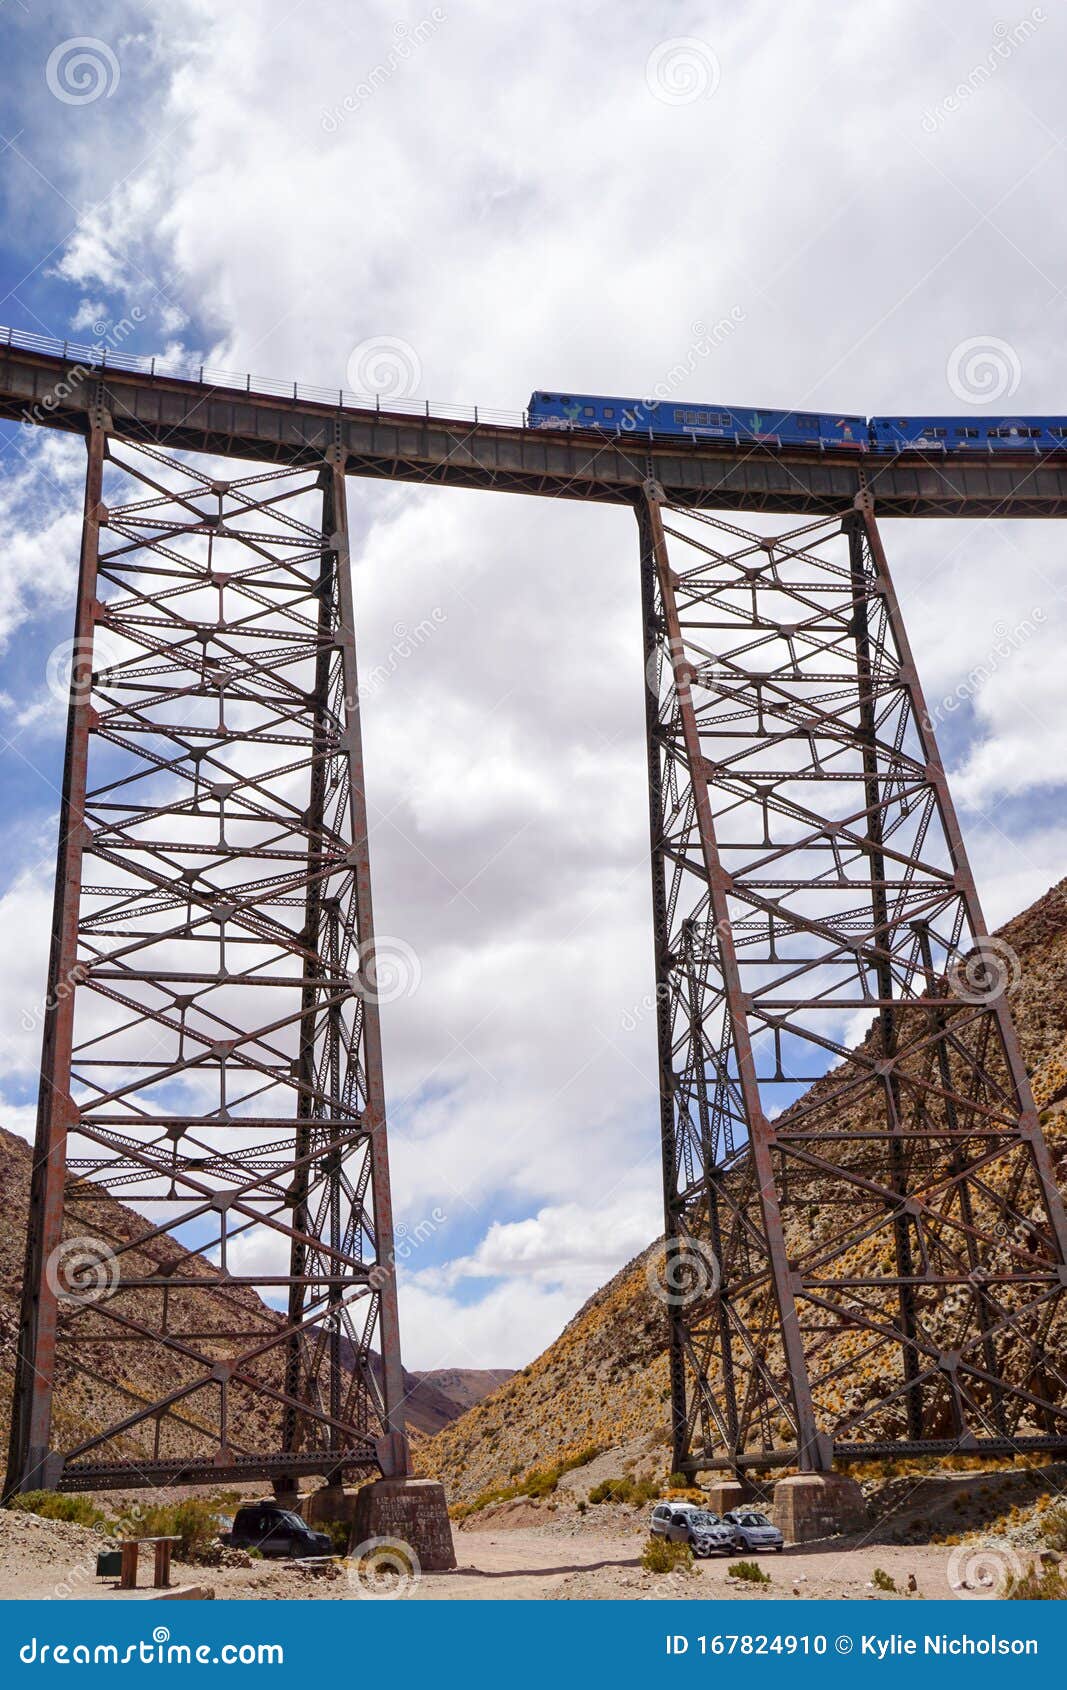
xmin=118 ymin=1536 xmax=181 ymax=1590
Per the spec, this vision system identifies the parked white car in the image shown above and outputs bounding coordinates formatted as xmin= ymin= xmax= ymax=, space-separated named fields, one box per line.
xmin=649 ymin=1501 xmax=735 ymax=1557
xmin=722 ymin=1509 xmax=784 ymax=1552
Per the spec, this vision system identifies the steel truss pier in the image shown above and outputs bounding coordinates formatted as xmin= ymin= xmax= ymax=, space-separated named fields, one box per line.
xmin=6 ymin=399 xmax=1067 ymax=1498
xmin=640 ymin=487 xmax=1067 ymax=1475
xmin=6 ymin=417 xmax=407 ymax=1494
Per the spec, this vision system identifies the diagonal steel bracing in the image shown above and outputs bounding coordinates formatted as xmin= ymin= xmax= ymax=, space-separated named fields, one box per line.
xmin=7 ymin=404 xmax=1067 ymax=1499
xmin=640 ymin=484 xmax=1067 ymax=1475
xmin=6 ymin=415 xmax=408 ymax=1493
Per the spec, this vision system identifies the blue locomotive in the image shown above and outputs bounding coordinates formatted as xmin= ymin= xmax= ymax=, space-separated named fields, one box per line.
xmin=527 ymin=391 xmax=866 ymax=449
xmin=526 ymin=391 xmax=1067 ymax=454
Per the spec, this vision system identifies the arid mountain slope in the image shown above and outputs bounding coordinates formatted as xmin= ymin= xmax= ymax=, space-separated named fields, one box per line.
xmin=425 ymin=877 xmax=1067 ymax=1503
xmin=413 ymin=1369 xmax=515 ymax=1416
xmin=0 ymin=1126 xmax=492 ymax=1470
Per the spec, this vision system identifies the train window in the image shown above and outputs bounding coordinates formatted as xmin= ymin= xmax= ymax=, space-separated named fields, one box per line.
xmin=674 ymin=409 xmax=685 ymax=423
xmin=922 ymin=427 xmax=947 ymax=438
xmin=954 ymin=427 xmax=979 ymax=438
xmin=897 ymin=419 xmax=909 ymax=427
xmin=583 ymin=406 xmax=595 ymax=416
xmin=796 ymin=415 xmax=818 ymax=430
xmin=603 ymin=407 xmax=614 ymax=419
xmin=1050 ymin=427 xmax=1067 ymax=438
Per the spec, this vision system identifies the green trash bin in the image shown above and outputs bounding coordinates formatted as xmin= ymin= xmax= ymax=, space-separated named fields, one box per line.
xmin=96 ymin=1547 xmax=122 ymax=1579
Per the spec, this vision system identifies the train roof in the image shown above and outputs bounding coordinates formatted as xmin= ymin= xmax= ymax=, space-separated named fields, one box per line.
xmin=530 ymin=390 xmax=865 ymax=417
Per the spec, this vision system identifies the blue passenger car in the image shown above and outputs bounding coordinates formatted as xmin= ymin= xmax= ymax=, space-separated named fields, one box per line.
xmin=869 ymin=415 xmax=1067 ymax=452
xmin=527 ymin=391 xmax=866 ymax=449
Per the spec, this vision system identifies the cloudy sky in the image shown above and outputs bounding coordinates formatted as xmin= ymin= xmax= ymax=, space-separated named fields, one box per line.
xmin=1 ymin=0 xmax=1065 ymax=1371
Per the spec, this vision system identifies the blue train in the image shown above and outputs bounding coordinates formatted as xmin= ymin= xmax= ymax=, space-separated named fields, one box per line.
xmin=526 ymin=392 xmax=1067 ymax=454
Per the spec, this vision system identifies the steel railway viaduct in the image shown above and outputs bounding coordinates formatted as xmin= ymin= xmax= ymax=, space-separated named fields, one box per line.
xmin=3 ymin=329 xmax=1067 ymax=1554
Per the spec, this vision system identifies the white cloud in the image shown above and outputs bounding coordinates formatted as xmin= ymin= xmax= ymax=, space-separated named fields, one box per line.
xmin=4 ymin=0 xmax=1067 ymax=1369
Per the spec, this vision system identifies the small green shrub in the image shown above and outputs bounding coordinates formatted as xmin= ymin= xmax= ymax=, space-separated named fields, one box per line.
xmin=322 ymin=1519 xmax=350 ymax=1555
xmin=872 ymin=1567 xmax=896 ymax=1591
xmin=1006 ymin=1562 xmax=1067 ymax=1600
xmin=642 ymin=1537 xmax=693 ymax=1574
xmin=9 ymin=1491 xmax=107 ymax=1529
xmin=8 ymin=1490 xmax=233 ymax=1562
xmin=729 ymin=1559 xmax=771 ymax=1585
xmin=1041 ymin=1505 xmax=1067 ymax=1552
xmin=452 ymin=1445 xmax=603 ymax=1521
xmin=588 ymin=1474 xmax=659 ymax=1507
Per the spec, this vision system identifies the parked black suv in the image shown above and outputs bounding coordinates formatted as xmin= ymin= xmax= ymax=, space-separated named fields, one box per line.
xmin=221 ymin=1502 xmax=332 ymax=1559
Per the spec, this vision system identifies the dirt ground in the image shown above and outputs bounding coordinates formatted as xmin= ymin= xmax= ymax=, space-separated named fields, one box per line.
xmin=0 ymin=1506 xmax=1037 ymax=1602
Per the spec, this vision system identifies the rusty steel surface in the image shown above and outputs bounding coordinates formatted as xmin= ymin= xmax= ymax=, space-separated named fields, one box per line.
xmin=6 ymin=422 xmax=407 ymax=1495
xmin=640 ymin=488 xmax=1067 ymax=1475
xmin=6 ymin=332 xmax=1067 ymax=514
xmin=6 ymin=340 xmax=1067 ymax=1496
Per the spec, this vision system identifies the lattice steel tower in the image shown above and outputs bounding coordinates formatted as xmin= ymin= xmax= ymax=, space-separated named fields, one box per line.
xmin=5 ymin=347 xmax=1067 ymax=1509
xmin=6 ymin=413 xmax=410 ymax=1494
xmin=641 ymin=486 xmax=1067 ymax=1477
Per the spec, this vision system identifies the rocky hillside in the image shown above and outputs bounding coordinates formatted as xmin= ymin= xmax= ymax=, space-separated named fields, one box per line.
xmin=414 ymin=1369 xmax=515 ymax=1415
xmin=0 ymin=1126 xmax=493 ymax=1473
xmin=425 ymin=876 xmax=1067 ymax=1503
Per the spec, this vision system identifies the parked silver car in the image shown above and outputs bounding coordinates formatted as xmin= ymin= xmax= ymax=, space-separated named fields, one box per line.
xmin=722 ymin=1509 xmax=784 ymax=1553
xmin=649 ymin=1501 xmax=735 ymax=1557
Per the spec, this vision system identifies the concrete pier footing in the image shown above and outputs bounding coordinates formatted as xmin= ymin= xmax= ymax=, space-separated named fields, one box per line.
xmin=350 ymin=1477 xmax=456 ymax=1570
xmin=771 ymin=1472 xmax=868 ymax=1542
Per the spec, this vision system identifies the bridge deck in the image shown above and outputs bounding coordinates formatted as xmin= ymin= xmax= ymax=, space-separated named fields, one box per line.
xmin=3 ymin=334 xmax=1067 ymax=514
